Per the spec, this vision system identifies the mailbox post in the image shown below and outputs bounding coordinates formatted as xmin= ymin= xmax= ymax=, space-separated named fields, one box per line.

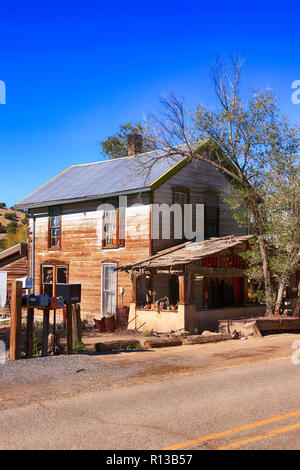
xmin=57 ymin=284 xmax=82 ymax=354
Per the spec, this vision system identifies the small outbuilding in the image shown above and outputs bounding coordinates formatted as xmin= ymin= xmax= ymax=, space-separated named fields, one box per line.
xmin=0 ymin=243 xmax=28 ymax=305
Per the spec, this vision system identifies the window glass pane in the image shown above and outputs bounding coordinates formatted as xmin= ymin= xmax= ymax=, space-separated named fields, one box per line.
xmin=104 ymin=208 xmax=117 ymax=246
xmin=43 ymin=266 xmax=53 ymax=284
xmin=50 ymin=216 xmax=60 ymax=228
xmin=51 ymin=228 xmax=60 ymax=247
xmin=43 ymin=266 xmax=53 ymax=296
xmin=57 ymin=267 xmax=67 ymax=284
xmin=44 ymin=284 xmax=53 ymax=296
xmin=50 ymin=207 xmax=60 ymax=217
xmin=174 ymin=191 xmax=188 ymax=205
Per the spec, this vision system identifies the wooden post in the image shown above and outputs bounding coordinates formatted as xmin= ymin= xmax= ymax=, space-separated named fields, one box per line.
xmin=42 ymin=308 xmax=50 ymax=356
xmin=9 ymin=281 xmax=22 ymax=360
xmin=71 ymin=304 xmax=81 ymax=345
xmin=26 ymin=307 xmax=34 ymax=358
xmin=66 ymin=304 xmax=73 ymax=354
xmin=179 ymin=271 xmax=194 ymax=304
xmin=131 ymin=274 xmax=137 ymax=302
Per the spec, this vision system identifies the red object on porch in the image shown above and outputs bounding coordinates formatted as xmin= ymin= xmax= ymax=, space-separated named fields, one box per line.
xmin=232 ymin=277 xmax=244 ymax=306
xmin=94 ymin=318 xmax=106 ymax=332
xmin=104 ymin=315 xmax=116 ymax=332
xmin=117 ymin=306 xmax=130 ymax=330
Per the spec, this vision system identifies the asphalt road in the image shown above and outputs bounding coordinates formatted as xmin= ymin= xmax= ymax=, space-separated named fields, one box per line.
xmin=1 ymin=349 xmax=300 ymax=450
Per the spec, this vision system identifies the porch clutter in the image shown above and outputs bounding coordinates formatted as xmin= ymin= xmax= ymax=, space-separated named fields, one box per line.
xmin=120 ymin=235 xmax=267 ymax=334
xmin=219 ymin=317 xmax=300 ymax=338
xmin=94 ymin=339 xmax=140 ymax=352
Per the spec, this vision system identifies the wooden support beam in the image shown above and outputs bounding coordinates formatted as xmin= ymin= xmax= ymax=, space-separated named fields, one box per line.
xmin=131 ymin=274 xmax=137 ymax=302
xmin=66 ymin=304 xmax=73 ymax=354
xmin=41 ymin=308 xmax=49 ymax=356
xmin=26 ymin=307 xmax=34 ymax=358
xmin=9 ymin=281 xmax=22 ymax=361
xmin=72 ymin=304 xmax=82 ymax=345
xmin=179 ymin=270 xmax=194 ymax=304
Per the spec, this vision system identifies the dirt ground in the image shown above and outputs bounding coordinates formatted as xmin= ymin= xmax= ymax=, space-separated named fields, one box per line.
xmin=0 ymin=320 xmax=155 ymax=355
xmin=0 ymin=332 xmax=299 ymax=413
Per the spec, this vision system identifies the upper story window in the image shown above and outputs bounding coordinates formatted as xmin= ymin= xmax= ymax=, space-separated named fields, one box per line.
xmin=204 ymin=192 xmax=219 ymax=239
xmin=102 ymin=201 xmax=125 ymax=249
xmin=49 ymin=207 xmax=61 ymax=249
xmin=173 ymin=188 xmax=190 ymax=207
xmin=172 ymin=187 xmax=190 ymax=239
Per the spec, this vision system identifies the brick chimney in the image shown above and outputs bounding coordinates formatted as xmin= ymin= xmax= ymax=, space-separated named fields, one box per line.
xmin=127 ymin=134 xmax=143 ymax=157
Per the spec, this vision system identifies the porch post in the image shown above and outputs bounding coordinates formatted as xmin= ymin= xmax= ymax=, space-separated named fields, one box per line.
xmin=131 ymin=273 xmax=137 ymax=302
xmin=179 ymin=270 xmax=194 ymax=304
xmin=128 ymin=272 xmax=138 ymax=330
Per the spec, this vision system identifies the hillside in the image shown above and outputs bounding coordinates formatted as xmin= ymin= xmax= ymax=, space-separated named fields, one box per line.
xmin=0 ymin=206 xmax=27 ymax=242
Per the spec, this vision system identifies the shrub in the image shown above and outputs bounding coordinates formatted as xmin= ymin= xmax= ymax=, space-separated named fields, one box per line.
xmin=7 ymin=221 xmax=18 ymax=233
xmin=73 ymin=341 xmax=87 ymax=354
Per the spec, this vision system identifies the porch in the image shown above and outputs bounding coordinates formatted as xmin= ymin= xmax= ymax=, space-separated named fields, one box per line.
xmin=119 ymin=235 xmax=265 ymax=333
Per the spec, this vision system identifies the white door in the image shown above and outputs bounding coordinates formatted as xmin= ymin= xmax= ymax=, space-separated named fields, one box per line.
xmin=102 ymin=263 xmax=117 ymax=317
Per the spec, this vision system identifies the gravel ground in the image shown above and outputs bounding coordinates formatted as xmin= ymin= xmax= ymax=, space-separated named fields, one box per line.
xmin=0 ymin=333 xmax=298 ymax=413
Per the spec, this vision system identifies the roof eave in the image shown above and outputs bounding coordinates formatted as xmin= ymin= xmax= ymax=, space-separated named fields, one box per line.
xmin=16 ymin=187 xmax=152 ymax=210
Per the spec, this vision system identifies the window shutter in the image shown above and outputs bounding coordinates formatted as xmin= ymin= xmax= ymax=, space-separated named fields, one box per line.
xmin=102 ymin=211 xmax=106 ymax=248
xmin=118 ymin=207 xmax=125 ymax=247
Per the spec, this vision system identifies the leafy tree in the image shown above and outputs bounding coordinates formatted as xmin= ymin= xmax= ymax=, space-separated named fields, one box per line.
xmin=143 ymin=57 xmax=299 ymax=315
xmin=7 ymin=221 xmax=18 ymax=234
xmin=21 ymin=213 xmax=29 ymax=225
xmin=100 ymin=122 xmax=157 ymax=159
xmin=4 ymin=212 xmax=16 ymax=220
xmin=0 ymin=202 xmax=6 ymax=209
xmin=263 ymin=168 xmax=300 ymax=313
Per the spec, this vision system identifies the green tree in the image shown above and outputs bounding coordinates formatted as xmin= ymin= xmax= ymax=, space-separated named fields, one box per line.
xmin=100 ymin=122 xmax=157 ymax=159
xmin=4 ymin=212 xmax=15 ymax=220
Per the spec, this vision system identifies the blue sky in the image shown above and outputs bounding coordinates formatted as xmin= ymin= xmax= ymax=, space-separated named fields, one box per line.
xmin=0 ymin=1 xmax=299 ymax=207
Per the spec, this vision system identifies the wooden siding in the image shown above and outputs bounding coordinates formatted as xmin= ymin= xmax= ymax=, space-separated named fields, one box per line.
xmin=28 ymin=159 xmax=245 ymax=320
xmin=152 ymin=159 xmax=245 ymax=253
xmin=0 ymin=255 xmax=28 ymax=297
xmin=29 ymin=194 xmax=151 ymax=319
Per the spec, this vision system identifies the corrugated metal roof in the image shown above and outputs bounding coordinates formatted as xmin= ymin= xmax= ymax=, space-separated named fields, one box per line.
xmin=16 ymin=150 xmax=186 ymax=208
xmin=118 ymin=235 xmax=252 ymax=270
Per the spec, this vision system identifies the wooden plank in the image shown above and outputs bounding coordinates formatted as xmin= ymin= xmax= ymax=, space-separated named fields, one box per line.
xmin=26 ymin=307 xmax=34 ymax=357
xmin=71 ymin=304 xmax=82 ymax=344
xmin=41 ymin=308 xmax=50 ymax=356
xmin=66 ymin=304 xmax=73 ymax=354
xmin=95 ymin=340 xmax=141 ymax=352
xmin=144 ymin=338 xmax=182 ymax=349
xmin=183 ymin=334 xmax=231 ymax=345
xmin=9 ymin=281 xmax=23 ymax=360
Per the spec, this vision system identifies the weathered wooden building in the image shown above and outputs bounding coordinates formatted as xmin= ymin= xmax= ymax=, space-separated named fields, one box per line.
xmin=16 ymin=140 xmax=261 ymax=327
xmin=0 ymin=243 xmax=28 ymax=299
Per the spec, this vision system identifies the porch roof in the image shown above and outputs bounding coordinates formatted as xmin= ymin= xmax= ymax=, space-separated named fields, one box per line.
xmin=119 ymin=235 xmax=252 ymax=271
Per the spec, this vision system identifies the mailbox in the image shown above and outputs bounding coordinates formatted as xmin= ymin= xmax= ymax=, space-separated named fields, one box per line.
xmin=57 ymin=296 xmax=64 ymax=309
xmin=48 ymin=297 xmax=58 ymax=309
xmin=56 ymin=284 xmax=81 ymax=304
xmin=22 ymin=294 xmax=48 ymax=307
